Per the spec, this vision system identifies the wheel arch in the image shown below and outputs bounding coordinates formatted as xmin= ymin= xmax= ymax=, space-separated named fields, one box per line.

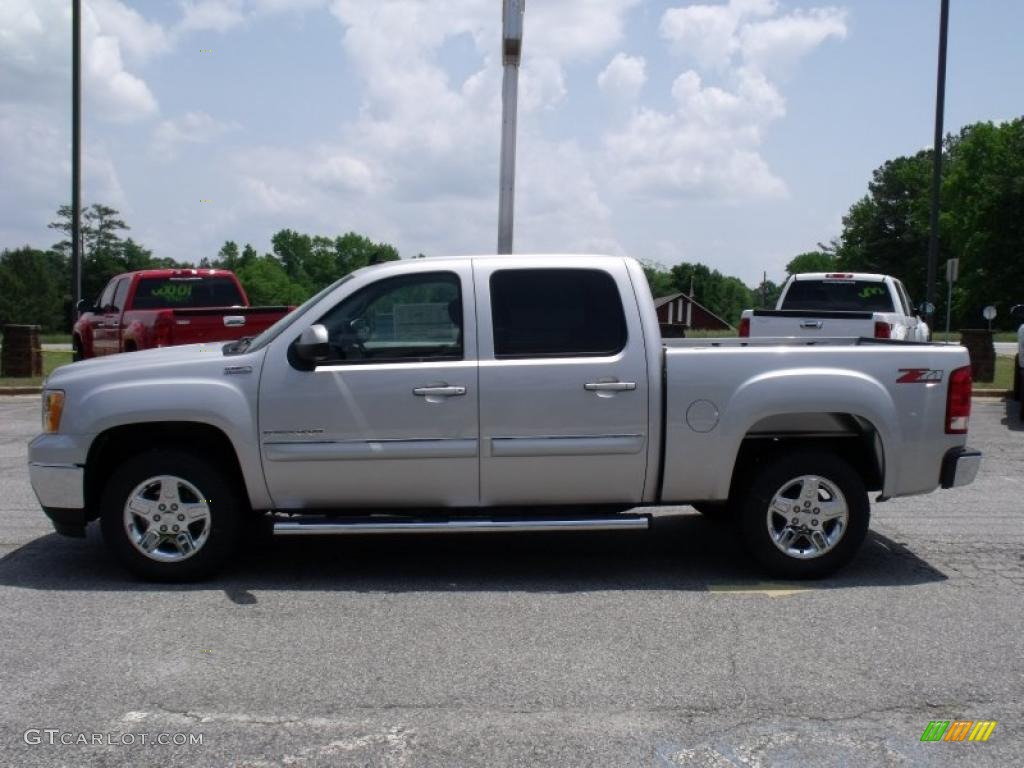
xmin=84 ymin=421 xmax=253 ymax=521
xmin=727 ymin=413 xmax=885 ymax=503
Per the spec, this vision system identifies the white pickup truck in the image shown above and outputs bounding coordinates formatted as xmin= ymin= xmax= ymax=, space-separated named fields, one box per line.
xmin=740 ymin=272 xmax=930 ymax=341
xmin=28 ymin=255 xmax=980 ymax=582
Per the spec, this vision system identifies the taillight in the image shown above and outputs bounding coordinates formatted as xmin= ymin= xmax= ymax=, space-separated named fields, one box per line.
xmin=738 ymin=317 xmax=750 ymax=337
xmin=945 ymin=365 xmax=972 ymax=434
xmin=874 ymin=321 xmax=891 ymax=339
xmin=154 ymin=311 xmax=173 ymax=347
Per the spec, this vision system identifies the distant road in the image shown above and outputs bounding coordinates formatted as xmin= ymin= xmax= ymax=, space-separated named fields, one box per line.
xmin=995 ymin=342 xmax=1016 ymax=357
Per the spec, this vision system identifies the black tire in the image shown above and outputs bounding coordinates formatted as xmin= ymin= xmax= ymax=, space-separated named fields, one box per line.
xmin=100 ymin=450 xmax=242 ymax=581
xmin=72 ymin=337 xmax=84 ymax=362
xmin=738 ymin=451 xmax=869 ymax=579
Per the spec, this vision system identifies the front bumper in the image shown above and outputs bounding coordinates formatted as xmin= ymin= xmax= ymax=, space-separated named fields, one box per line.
xmin=29 ymin=462 xmax=86 ymax=537
xmin=940 ymin=447 xmax=982 ymax=489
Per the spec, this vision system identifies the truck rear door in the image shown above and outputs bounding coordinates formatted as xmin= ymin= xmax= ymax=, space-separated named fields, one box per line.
xmin=473 ymin=258 xmax=649 ymax=506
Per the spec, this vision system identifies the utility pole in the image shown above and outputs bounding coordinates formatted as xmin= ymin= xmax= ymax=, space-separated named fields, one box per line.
xmin=71 ymin=0 xmax=83 ymax=318
xmin=925 ymin=0 xmax=950 ymax=331
xmin=497 ymin=0 xmax=524 ymax=254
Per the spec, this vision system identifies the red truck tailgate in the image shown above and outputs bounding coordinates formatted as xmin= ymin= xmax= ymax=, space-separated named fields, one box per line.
xmin=165 ymin=306 xmax=291 ymax=344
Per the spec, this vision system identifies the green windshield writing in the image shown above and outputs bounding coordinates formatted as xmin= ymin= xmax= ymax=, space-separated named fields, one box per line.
xmin=151 ymin=283 xmax=194 ymax=302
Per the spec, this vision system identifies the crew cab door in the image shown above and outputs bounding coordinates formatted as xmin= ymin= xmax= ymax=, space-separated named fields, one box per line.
xmin=258 ymin=263 xmax=479 ymax=509
xmin=473 ymin=258 xmax=649 ymax=506
xmin=92 ymin=277 xmax=127 ymax=356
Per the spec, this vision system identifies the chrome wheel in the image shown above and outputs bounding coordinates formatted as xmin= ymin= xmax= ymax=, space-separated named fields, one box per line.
xmin=766 ymin=474 xmax=848 ymax=560
xmin=123 ymin=475 xmax=211 ymax=562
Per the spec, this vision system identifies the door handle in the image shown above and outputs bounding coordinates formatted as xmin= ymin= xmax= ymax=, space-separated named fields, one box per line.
xmin=584 ymin=381 xmax=636 ymax=392
xmin=413 ymin=385 xmax=466 ymax=397
xmin=800 ymin=320 xmax=823 ymax=329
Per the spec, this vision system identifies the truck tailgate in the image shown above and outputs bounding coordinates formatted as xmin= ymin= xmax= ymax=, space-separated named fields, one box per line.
xmin=169 ymin=306 xmax=290 ymax=344
xmin=749 ymin=309 xmax=875 ymax=337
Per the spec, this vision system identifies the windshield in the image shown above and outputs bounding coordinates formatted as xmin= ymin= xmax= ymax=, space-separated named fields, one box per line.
xmin=231 ymin=274 xmax=355 ymax=355
xmin=133 ymin=276 xmax=245 ymax=309
xmin=781 ymin=279 xmax=895 ymax=312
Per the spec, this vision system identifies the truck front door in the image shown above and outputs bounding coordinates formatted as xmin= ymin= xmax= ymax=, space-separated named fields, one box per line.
xmin=473 ymin=260 xmax=650 ymax=506
xmin=258 ymin=265 xmax=479 ymax=509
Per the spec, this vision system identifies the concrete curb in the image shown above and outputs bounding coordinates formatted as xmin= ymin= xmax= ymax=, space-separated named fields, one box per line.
xmin=0 ymin=387 xmax=42 ymax=395
xmin=973 ymin=390 xmax=1011 ymax=398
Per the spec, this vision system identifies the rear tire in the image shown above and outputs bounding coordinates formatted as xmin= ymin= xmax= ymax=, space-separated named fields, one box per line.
xmin=100 ymin=450 xmax=242 ymax=581
xmin=738 ymin=451 xmax=869 ymax=579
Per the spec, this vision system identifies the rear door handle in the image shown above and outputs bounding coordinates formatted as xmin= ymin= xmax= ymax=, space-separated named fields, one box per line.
xmin=800 ymin=320 xmax=823 ymax=329
xmin=584 ymin=381 xmax=636 ymax=392
xmin=413 ymin=385 xmax=466 ymax=397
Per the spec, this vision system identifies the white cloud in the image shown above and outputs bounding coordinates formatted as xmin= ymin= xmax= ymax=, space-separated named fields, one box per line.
xmin=89 ymin=0 xmax=171 ymax=60
xmin=605 ymin=1 xmax=846 ymax=201
xmin=739 ymin=8 xmax=847 ymax=78
xmin=152 ymin=111 xmax=239 ymax=160
xmin=177 ymin=0 xmax=246 ymax=34
xmin=598 ymin=53 xmax=646 ymax=100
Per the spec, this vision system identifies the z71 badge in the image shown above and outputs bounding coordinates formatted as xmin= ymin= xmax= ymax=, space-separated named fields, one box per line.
xmin=897 ymin=368 xmax=944 ymax=383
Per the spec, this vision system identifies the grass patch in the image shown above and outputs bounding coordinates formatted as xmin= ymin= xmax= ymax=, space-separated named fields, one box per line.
xmin=983 ymin=355 xmax=1014 ymax=391
xmin=0 ymin=350 xmax=73 ymax=388
xmin=39 ymin=333 xmax=72 ymax=345
xmin=933 ymin=330 xmax=1018 ymax=343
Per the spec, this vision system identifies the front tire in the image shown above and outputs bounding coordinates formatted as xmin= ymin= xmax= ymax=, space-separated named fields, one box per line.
xmin=100 ymin=450 xmax=242 ymax=581
xmin=738 ymin=451 xmax=869 ymax=579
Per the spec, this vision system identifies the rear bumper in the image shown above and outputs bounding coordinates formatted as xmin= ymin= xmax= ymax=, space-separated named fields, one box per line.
xmin=940 ymin=447 xmax=982 ymax=489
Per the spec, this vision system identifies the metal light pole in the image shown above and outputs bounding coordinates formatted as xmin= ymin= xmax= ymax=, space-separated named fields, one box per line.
xmin=925 ymin=0 xmax=950 ymax=332
xmin=497 ymin=0 xmax=524 ymax=254
xmin=71 ymin=0 xmax=83 ymax=318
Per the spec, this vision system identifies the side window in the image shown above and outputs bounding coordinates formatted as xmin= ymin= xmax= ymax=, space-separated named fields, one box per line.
xmin=490 ymin=268 xmax=627 ymax=358
xmin=315 ymin=271 xmax=463 ymax=364
xmin=111 ymin=278 xmax=130 ymax=312
xmin=97 ymin=280 xmax=117 ymax=312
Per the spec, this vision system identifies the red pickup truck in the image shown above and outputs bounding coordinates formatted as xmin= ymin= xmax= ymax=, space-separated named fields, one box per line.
xmin=72 ymin=269 xmax=292 ymax=360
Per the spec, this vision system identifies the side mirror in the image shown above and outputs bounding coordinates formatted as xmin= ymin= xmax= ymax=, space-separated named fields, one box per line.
xmin=1011 ymin=304 xmax=1024 ymax=321
xmin=76 ymin=299 xmax=94 ymax=314
xmin=919 ymin=301 xmax=935 ymax=317
xmin=293 ymin=324 xmax=330 ymax=365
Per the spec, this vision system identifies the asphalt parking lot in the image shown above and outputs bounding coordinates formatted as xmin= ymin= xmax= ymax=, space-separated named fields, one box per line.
xmin=0 ymin=395 xmax=1021 ymax=767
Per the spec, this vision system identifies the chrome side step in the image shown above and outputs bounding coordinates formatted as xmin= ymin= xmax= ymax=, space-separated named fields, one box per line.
xmin=273 ymin=515 xmax=649 ymax=536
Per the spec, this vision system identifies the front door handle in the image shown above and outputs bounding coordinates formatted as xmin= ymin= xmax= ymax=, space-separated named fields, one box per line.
xmin=413 ymin=385 xmax=466 ymax=397
xmin=800 ymin=320 xmax=823 ymax=329
xmin=584 ymin=381 xmax=636 ymax=392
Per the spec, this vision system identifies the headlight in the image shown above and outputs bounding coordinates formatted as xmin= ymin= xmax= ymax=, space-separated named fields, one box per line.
xmin=42 ymin=390 xmax=65 ymax=434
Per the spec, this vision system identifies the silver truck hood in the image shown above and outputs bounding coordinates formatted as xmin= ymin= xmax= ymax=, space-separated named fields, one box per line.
xmin=45 ymin=343 xmax=232 ymax=389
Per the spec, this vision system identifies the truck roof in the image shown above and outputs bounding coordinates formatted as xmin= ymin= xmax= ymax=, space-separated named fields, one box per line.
xmin=112 ymin=268 xmax=237 ymax=279
xmin=790 ymin=272 xmax=889 ymax=282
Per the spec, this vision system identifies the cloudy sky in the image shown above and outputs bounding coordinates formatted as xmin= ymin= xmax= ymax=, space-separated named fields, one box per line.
xmin=2 ymin=0 xmax=1021 ymax=284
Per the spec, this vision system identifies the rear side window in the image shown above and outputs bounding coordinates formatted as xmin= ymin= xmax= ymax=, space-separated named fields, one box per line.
xmin=132 ymin=277 xmax=246 ymax=309
xmin=490 ymin=268 xmax=627 ymax=358
xmin=781 ymin=280 xmax=895 ymax=312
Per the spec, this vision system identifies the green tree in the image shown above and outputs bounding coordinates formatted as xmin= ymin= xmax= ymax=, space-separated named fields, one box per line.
xmin=786 ymin=251 xmax=836 ymax=275
xmin=667 ymin=262 xmax=753 ymax=325
xmin=235 ymin=256 xmax=308 ymax=306
xmin=944 ymin=118 xmax=1024 ymax=328
xmin=0 ymin=247 xmax=67 ymax=331
xmin=642 ymin=263 xmax=675 ymax=298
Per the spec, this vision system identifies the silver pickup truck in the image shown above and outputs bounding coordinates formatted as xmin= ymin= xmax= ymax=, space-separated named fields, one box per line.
xmin=29 ymin=255 xmax=981 ymax=581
